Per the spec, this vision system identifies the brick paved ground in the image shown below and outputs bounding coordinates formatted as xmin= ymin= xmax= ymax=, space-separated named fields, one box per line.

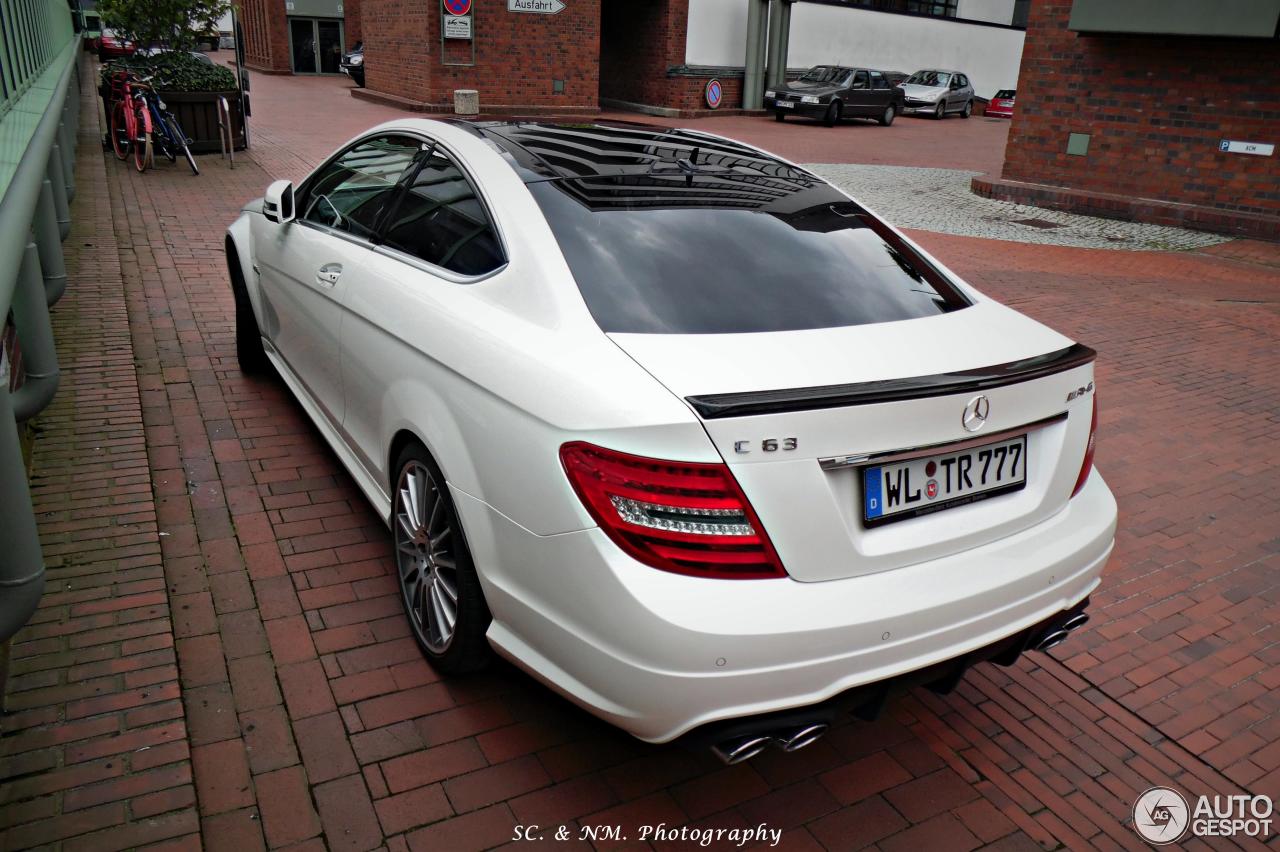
xmin=2 ymin=63 xmax=1279 ymax=851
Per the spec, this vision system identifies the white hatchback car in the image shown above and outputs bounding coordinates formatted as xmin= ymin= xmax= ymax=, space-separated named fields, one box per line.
xmin=225 ymin=120 xmax=1116 ymax=762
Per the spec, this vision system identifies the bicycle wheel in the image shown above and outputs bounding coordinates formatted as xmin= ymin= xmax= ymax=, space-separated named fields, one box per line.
xmin=110 ymin=100 xmax=131 ymax=160
xmin=158 ymin=116 xmax=177 ymax=163
xmin=168 ymin=116 xmax=199 ymax=176
xmin=133 ymin=104 xmax=152 ymax=173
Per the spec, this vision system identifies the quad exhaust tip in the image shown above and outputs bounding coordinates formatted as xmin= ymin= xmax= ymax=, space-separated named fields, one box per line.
xmin=1062 ymin=612 xmax=1089 ymax=632
xmin=1035 ymin=629 xmax=1071 ymax=652
xmin=712 ymin=735 xmax=773 ymax=765
xmin=779 ymin=722 xmax=829 ymax=752
xmin=711 ymin=722 xmax=830 ymax=764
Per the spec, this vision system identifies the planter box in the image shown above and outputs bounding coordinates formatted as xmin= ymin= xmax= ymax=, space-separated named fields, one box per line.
xmin=100 ymin=87 xmax=246 ymax=154
xmin=156 ymin=90 xmax=246 ymax=154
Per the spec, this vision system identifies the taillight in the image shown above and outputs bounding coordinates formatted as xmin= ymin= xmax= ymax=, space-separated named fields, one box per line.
xmin=559 ymin=442 xmax=786 ymax=579
xmin=1071 ymin=395 xmax=1098 ymax=497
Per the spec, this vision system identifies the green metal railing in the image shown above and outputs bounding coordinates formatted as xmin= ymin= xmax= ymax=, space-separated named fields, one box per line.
xmin=0 ymin=0 xmax=79 ymax=643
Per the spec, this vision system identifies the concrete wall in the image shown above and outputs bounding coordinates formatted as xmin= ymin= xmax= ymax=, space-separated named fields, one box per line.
xmin=685 ymin=0 xmax=1025 ymax=98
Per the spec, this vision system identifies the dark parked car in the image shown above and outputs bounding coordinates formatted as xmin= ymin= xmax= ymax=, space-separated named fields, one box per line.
xmin=901 ymin=69 xmax=975 ymax=119
xmin=340 ymin=44 xmax=364 ymax=87
xmin=765 ymin=65 xmax=904 ymax=127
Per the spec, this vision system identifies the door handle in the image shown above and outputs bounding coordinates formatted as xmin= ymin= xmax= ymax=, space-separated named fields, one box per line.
xmin=316 ymin=263 xmax=342 ymax=288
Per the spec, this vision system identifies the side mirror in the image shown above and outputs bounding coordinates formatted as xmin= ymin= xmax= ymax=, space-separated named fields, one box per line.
xmin=263 ymin=180 xmax=295 ymax=225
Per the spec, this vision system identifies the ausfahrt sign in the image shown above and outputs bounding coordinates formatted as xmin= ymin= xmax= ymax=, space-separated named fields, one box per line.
xmin=508 ymin=0 xmax=565 ymax=13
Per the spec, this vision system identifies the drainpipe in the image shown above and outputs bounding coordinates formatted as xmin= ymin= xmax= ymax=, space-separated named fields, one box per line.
xmin=33 ymin=176 xmax=68 ymax=306
xmin=46 ymin=145 xmax=72 ymax=241
xmin=778 ymin=1 xmax=792 ymax=86
xmin=742 ymin=0 xmax=769 ymax=110
xmin=12 ymin=242 xmax=60 ymax=422
xmin=0 ymin=389 xmax=44 ymax=644
xmin=766 ymin=0 xmax=787 ymax=91
xmin=0 ymin=46 xmax=77 ymax=644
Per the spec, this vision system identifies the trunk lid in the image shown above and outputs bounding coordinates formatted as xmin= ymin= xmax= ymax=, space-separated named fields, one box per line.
xmin=609 ymin=302 xmax=1097 ymax=582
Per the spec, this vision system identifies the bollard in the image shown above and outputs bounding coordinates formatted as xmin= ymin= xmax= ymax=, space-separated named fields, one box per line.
xmin=454 ymin=89 xmax=480 ymax=116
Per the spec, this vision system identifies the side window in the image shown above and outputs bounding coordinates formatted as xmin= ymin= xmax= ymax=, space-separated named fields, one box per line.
xmin=380 ymin=148 xmax=505 ymax=277
xmin=870 ymin=71 xmax=887 ymax=90
xmin=302 ymin=135 xmax=419 ymax=239
xmin=852 ymin=70 xmax=870 ymax=90
xmin=958 ymin=75 xmax=969 ymax=88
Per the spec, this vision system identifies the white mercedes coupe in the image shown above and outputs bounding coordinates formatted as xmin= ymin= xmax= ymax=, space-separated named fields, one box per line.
xmin=225 ymin=119 xmax=1116 ymax=763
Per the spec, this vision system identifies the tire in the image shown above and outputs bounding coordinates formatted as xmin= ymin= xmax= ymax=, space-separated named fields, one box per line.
xmin=774 ymin=110 xmax=786 ymax=122
xmin=823 ymin=101 xmax=842 ymax=127
xmin=961 ymin=100 xmax=972 ymax=119
xmin=133 ymin=124 xmax=151 ymax=173
xmin=934 ymin=102 xmax=945 ymax=120
xmin=879 ymin=104 xmax=896 ymax=126
xmin=110 ymin=102 xmax=130 ymax=160
xmin=228 ymin=249 xmax=268 ymax=374
xmin=169 ymin=117 xmax=199 ymax=175
xmin=392 ymin=444 xmax=491 ymax=674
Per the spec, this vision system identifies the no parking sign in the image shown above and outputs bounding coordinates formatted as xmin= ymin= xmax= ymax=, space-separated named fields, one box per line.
xmin=704 ymin=78 xmax=723 ymax=109
xmin=443 ymin=0 xmax=473 ymax=39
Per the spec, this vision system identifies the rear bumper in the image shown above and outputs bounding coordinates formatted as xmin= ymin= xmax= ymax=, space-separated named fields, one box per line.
xmin=457 ymin=472 xmax=1116 ymax=743
xmin=985 ymin=106 xmax=1013 ymax=118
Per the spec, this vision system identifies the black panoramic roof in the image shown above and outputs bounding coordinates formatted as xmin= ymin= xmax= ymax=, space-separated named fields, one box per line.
xmin=457 ymin=120 xmax=826 ymax=213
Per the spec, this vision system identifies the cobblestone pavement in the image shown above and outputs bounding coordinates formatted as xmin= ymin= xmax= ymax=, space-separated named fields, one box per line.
xmin=807 ymin=165 xmax=1230 ymax=251
xmin=2 ymin=63 xmax=1279 ymax=852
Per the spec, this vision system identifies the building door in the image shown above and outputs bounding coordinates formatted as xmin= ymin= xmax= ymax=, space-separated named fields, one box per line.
xmin=317 ymin=21 xmax=343 ymax=73
xmin=289 ymin=17 xmax=344 ymax=74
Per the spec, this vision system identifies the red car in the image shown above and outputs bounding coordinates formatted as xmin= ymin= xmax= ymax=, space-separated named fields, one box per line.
xmin=96 ymin=30 xmax=136 ymax=60
xmin=985 ymin=89 xmax=1016 ymax=118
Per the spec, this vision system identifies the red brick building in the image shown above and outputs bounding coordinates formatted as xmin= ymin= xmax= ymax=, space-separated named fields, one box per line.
xmin=974 ymin=0 xmax=1280 ymax=240
xmin=238 ymin=0 xmax=361 ymax=74
xmin=353 ymin=0 xmax=735 ymax=116
xmin=239 ymin=0 xmax=1029 ymax=116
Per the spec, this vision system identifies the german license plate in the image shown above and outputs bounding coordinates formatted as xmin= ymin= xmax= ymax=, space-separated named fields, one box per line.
xmin=862 ymin=435 xmax=1027 ymax=527
xmin=777 ymin=100 xmax=794 ymax=108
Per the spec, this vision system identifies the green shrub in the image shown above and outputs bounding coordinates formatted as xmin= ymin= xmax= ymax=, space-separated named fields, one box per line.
xmin=99 ymin=52 xmax=237 ymax=93
xmin=99 ymin=0 xmax=228 ymax=53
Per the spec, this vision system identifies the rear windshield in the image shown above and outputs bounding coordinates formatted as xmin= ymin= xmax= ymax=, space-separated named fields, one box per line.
xmin=527 ymin=178 xmax=971 ymax=335
xmin=995 ymin=89 xmax=1016 ymax=99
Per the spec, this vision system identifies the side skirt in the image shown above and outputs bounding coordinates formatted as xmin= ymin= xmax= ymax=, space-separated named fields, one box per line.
xmin=264 ymin=343 xmax=393 ymax=526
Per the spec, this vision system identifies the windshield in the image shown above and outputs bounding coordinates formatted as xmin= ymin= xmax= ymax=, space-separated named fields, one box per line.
xmin=906 ymin=71 xmax=950 ymax=87
xmin=528 ymin=179 xmax=970 ymax=335
xmin=799 ymin=66 xmax=847 ymax=84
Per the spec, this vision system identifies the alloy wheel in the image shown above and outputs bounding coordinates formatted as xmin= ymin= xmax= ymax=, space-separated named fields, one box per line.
xmin=394 ymin=461 xmax=459 ymax=653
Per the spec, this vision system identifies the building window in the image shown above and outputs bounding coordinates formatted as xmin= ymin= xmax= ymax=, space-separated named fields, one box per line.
xmin=904 ymin=0 xmax=957 ymax=18
xmin=845 ymin=0 xmax=958 ymax=19
xmin=1012 ymin=0 xmax=1030 ymax=27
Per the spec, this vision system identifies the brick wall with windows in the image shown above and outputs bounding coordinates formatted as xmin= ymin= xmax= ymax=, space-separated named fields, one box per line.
xmin=360 ymin=0 xmax=600 ymax=112
xmin=597 ymin=0 xmax=744 ymax=116
xmin=983 ymin=0 xmax=1280 ymax=237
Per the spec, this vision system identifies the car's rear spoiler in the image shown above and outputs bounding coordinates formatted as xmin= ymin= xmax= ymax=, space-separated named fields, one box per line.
xmin=685 ymin=343 xmax=1097 ymax=420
